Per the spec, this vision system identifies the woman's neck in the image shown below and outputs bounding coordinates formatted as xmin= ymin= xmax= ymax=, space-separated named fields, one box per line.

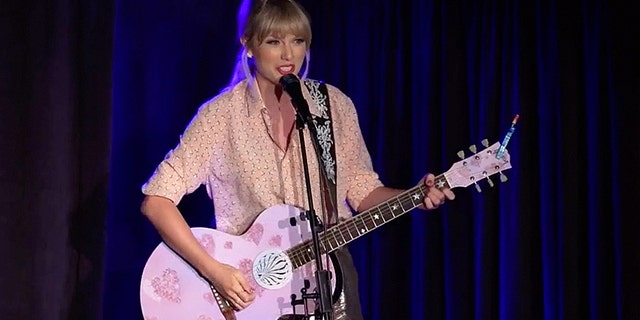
xmin=254 ymin=76 xmax=296 ymax=151
xmin=254 ymin=76 xmax=279 ymax=101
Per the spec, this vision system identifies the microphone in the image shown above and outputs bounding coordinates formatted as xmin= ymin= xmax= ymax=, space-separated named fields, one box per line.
xmin=279 ymin=74 xmax=312 ymax=123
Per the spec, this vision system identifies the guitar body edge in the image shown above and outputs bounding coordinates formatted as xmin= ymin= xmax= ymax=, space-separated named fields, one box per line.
xmin=140 ymin=204 xmax=342 ymax=320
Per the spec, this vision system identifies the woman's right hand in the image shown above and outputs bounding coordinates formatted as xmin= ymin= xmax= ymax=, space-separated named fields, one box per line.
xmin=206 ymin=262 xmax=256 ymax=310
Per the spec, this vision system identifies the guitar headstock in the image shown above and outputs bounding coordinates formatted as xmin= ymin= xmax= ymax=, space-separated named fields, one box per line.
xmin=444 ymin=139 xmax=512 ymax=191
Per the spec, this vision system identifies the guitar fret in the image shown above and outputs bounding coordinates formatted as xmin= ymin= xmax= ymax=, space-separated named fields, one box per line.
xmin=363 ymin=215 xmax=373 ymax=232
xmin=319 ymin=234 xmax=328 ymax=252
xmin=338 ymin=227 xmax=348 ymax=244
xmin=304 ymin=245 xmax=314 ymax=261
xmin=399 ymin=197 xmax=407 ymax=211
xmin=408 ymin=186 xmax=425 ymax=207
xmin=351 ymin=219 xmax=360 ymax=236
xmin=387 ymin=199 xmax=402 ymax=217
xmin=333 ymin=221 xmax=353 ymax=249
xmin=288 ymin=253 xmax=296 ymax=268
xmin=371 ymin=207 xmax=382 ymax=226
xmin=399 ymin=194 xmax=414 ymax=211
xmin=324 ymin=231 xmax=334 ymax=250
xmin=379 ymin=206 xmax=388 ymax=223
xmin=351 ymin=220 xmax=361 ymax=237
xmin=288 ymin=247 xmax=302 ymax=268
xmin=296 ymin=247 xmax=305 ymax=267
xmin=334 ymin=229 xmax=344 ymax=247
xmin=385 ymin=202 xmax=393 ymax=217
xmin=355 ymin=216 xmax=368 ymax=235
xmin=329 ymin=230 xmax=340 ymax=249
xmin=319 ymin=240 xmax=327 ymax=254
xmin=363 ymin=212 xmax=377 ymax=230
xmin=345 ymin=222 xmax=356 ymax=240
xmin=358 ymin=215 xmax=369 ymax=233
xmin=380 ymin=205 xmax=393 ymax=221
xmin=367 ymin=213 xmax=376 ymax=228
xmin=434 ymin=174 xmax=449 ymax=189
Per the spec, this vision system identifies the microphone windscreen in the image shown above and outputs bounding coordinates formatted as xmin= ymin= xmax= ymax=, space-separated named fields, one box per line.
xmin=279 ymin=74 xmax=299 ymax=90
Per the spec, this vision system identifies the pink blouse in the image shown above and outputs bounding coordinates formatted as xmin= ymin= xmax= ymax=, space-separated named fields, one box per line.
xmin=142 ymin=79 xmax=383 ymax=235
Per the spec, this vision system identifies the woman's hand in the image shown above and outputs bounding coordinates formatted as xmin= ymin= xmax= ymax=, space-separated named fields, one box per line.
xmin=205 ymin=262 xmax=256 ymax=311
xmin=421 ymin=173 xmax=455 ymax=209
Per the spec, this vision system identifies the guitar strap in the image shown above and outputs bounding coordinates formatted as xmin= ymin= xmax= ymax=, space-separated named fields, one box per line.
xmin=303 ymin=80 xmax=338 ymax=226
xmin=303 ymin=80 xmax=364 ymax=320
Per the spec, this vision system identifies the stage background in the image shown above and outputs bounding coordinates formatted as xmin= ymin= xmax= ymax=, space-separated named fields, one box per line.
xmin=1 ymin=0 xmax=638 ymax=319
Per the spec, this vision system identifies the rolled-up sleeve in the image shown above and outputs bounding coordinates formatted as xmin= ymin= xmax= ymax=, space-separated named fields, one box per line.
xmin=328 ymin=86 xmax=384 ymax=212
xmin=141 ymin=103 xmax=215 ymax=204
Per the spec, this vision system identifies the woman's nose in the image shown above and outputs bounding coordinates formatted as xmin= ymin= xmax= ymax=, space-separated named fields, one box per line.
xmin=281 ymin=45 xmax=293 ymax=60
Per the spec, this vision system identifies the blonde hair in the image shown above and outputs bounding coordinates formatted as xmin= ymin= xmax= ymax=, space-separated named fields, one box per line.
xmin=229 ymin=0 xmax=312 ymax=86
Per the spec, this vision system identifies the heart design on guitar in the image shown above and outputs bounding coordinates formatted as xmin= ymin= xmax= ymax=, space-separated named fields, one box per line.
xmin=198 ymin=234 xmax=216 ymax=256
xmin=140 ymin=139 xmax=513 ymax=320
xmin=241 ymin=223 xmax=264 ymax=246
xmin=149 ymin=268 xmax=182 ymax=304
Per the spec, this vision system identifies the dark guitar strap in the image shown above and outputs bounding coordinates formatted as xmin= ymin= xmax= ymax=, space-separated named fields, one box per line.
xmin=303 ymin=80 xmax=338 ymax=226
xmin=297 ymin=80 xmax=364 ymax=319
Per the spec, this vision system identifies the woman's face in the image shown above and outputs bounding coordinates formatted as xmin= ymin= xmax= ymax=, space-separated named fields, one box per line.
xmin=249 ymin=33 xmax=307 ymax=88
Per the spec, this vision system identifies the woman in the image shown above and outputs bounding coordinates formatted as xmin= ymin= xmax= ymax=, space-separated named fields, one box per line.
xmin=140 ymin=0 xmax=455 ymax=319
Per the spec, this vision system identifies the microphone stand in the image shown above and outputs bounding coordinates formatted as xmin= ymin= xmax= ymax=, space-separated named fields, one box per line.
xmin=290 ymin=92 xmax=334 ymax=320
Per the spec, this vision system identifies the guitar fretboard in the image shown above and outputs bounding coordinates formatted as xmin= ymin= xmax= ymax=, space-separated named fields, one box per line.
xmin=285 ymin=174 xmax=449 ymax=269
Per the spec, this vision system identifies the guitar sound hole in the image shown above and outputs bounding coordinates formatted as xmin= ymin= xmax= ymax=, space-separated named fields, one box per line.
xmin=253 ymin=250 xmax=293 ymax=289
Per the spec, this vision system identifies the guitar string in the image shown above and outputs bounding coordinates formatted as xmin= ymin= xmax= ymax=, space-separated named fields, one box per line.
xmin=286 ymin=186 xmax=424 ymax=267
xmin=286 ymin=177 xmax=447 ymax=267
xmin=284 ymin=147 xmax=508 ymax=266
xmin=286 ymin=171 xmax=456 ymax=267
xmin=285 ymin=175 xmax=451 ymax=267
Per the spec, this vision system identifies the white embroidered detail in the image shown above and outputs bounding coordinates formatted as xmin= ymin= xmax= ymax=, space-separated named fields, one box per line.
xmin=305 ymin=80 xmax=336 ymax=184
xmin=305 ymin=80 xmax=328 ymax=117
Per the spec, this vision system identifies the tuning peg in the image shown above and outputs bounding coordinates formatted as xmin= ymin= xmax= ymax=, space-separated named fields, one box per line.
xmin=474 ymin=181 xmax=482 ymax=193
xmin=481 ymin=139 xmax=489 ymax=148
xmin=469 ymin=144 xmax=477 ymax=154
xmin=486 ymin=176 xmax=495 ymax=187
xmin=482 ymin=171 xmax=495 ymax=187
xmin=457 ymin=150 xmax=465 ymax=159
xmin=500 ymin=172 xmax=508 ymax=182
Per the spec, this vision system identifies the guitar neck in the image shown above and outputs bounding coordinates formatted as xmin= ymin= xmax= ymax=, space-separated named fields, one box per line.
xmin=285 ymin=141 xmax=512 ymax=269
xmin=286 ymin=174 xmax=450 ymax=269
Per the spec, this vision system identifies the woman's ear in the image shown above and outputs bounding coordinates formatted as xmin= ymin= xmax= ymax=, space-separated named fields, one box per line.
xmin=240 ymin=38 xmax=252 ymax=58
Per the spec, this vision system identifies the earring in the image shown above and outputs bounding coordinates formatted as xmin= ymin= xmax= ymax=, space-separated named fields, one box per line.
xmin=247 ymin=52 xmax=253 ymax=59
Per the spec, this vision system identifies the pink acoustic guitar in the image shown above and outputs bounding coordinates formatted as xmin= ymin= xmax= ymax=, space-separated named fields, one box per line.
xmin=140 ymin=140 xmax=512 ymax=320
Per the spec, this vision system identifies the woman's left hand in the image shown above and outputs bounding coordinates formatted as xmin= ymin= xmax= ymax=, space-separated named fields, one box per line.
xmin=421 ymin=173 xmax=455 ymax=210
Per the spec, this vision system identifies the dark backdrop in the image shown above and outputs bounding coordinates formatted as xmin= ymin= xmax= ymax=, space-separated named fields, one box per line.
xmin=0 ymin=0 xmax=114 ymax=319
xmin=1 ymin=0 xmax=638 ymax=319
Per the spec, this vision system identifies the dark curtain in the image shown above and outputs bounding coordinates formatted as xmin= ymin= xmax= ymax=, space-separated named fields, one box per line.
xmin=3 ymin=0 xmax=638 ymax=319
xmin=105 ymin=0 xmax=639 ymax=319
xmin=104 ymin=0 xmax=640 ymax=319
xmin=0 ymin=0 xmax=114 ymax=319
